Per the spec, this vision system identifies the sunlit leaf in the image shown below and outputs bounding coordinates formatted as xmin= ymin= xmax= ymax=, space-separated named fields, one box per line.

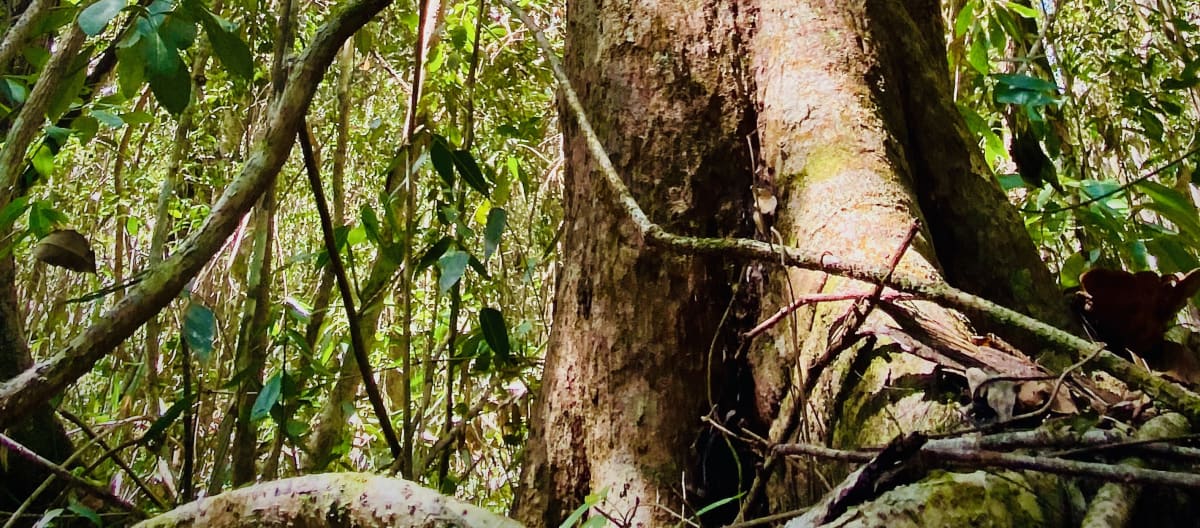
xmin=31 ymin=144 xmax=54 ymax=177
xmin=437 ymin=249 xmax=469 ymax=292
xmin=252 ymin=373 xmax=282 ymax=421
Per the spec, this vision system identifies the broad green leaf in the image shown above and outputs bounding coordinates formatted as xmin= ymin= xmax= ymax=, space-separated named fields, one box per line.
xmin=479 ymin=307 xmax=511 ymax=361
xmin=1127 ymin=239 xmax=1149 ymax=270
xmin=122 ymin=110 xmax=155 ymax=124
xmin=430 ymin=135 xmax=456 ymax=187
xmin=1004 ymin=1 xmax=1038 ymax=18
xmin=28 ymin=200 xmax=67 ymax=238
xmin=437 ymin=250 xmax=469 ymax=292
xmin=283 ymin=296 xmax=312 ymax=323
xmin=71 ymin=115 xmax=99 ymax=144
xmin=46 ymin=50 xmax=91 ymax=122
xmin=91 ymin=109 xmax=124 ymax=127
xmin=484 ymin=207 xmax=506 ymax=261
xmin=183 ymin=302 xmax=216 ymax=361
xmin=997 ymin=173 xmax=1025 ymax=191
xmin=417 ymin=236 xmax=453 ymax=272
xmin=1079 ymin=179 xmax=1122 ymax=201
xmin=79 ymin=0 xmax=127 ymax=36
xmin=967 ymin=31 xmax=989 ymax=75
xmin=0 ymin=197 xmax=29 ymax=230
xmin=1059 ymin=251 xmax=1087 ymax=288
xmin=116 ymin=44 xmax=146 ymax=97
xmin=159 ymin=8 xmax=197 ymax=49
xmin=200 ymin=11 xmax=253 ymax=80
xmin=347 ymin=224 xmax=367 ymax=246
xmin=452 ymin=149 xmax=490 ymax=197
xmin=252 ymin=373 xmax=282 ymax=421
xmin=954 ymin=0 xmax=976 ymax=37
xmin=361 ymin=204 xmax=381 ymax=244
xmin=1137 ymin=181 xmax=1200 ymax=241
xmin=31 ymin=144 xmax=54 ymax=177
xmin=139 ymin=31 xmax=178 ymax=77
xmin=1 ymin=78 xmax=27 ymax=105
xmin=149 ymin=64 xmax=190 ymax=114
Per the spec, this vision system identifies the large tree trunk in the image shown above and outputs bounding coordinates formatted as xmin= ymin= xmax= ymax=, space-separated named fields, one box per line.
xmin=511 ymin=0 xmax=756 ymax=524
xmin=513 ymin=0 xmax=1075 ymax=526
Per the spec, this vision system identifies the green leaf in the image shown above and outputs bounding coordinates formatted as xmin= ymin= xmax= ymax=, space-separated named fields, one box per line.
xmin=200 ymin=11 xmax=253 ymax=80
xmin=993 ymin=74 xmax=1059 ymax=107
xmin=1004 ymin=1 xmax=1038 ymax=18
xmin=71 ymin=115 xmax=99 ymax=143
xmin=479 ymin=307 xmax=511 ymax=362
xmin=115 ymin=44 xmax=146 ymax=97
xmin=967 ymin=32 xmax=989 ymax=75
xmin=149 ymin=67 xmax=190 ymax=114
xmin=484 ymin=207 xmax=506 ymax=261
xmin=0 ymin=197 xmax=29 ymax=230
xmin=997 ymin=173 xmax=1025 ymax=190
xmin=430 ymin=135 xmax=456 ymax=187
xmin=139 ymin=31 xmax=178 ymax=77
xmin=67 ymin=499 xmax=102 ymax=527
xmin=183 ymin=302 xmax=216 ymax=362
xmin=78 ymin=0 xmax=127 ymax=36
xmin=252 ymin=373 xmax=282 ymax=421
xmin=31 ymin=144 xmax=54 ymax=177
xmin=46 ymin=50 xmax=91 ymax=122
xmin=437 ymin=250 xmax=469 ymax=292
xmin=954 ymin=0 xmax=976 ymax=37
xmin=695 ymin=493 xmax=744 ymax=516
xmin=361 ymin=204 xmax=381 ymax=245
xmin=158 ymin=8 xmax=197 ymax=50
xmin=452 ymin=149 xmax=490 ymax=197
xmin=28 ymin=200 xmax=67 ymax=238
xmin=999 ymin=71 xmax=1055 ymax=91
xmin=91 ymin=109 xmax=124 ymax=127
xmin=1137 ymin=181 xmax=1200 ymax=241
xmin=416 ymin=236 xmax=453 ymax=272
xmin=144 ymin=395 xmax=191 ymax=447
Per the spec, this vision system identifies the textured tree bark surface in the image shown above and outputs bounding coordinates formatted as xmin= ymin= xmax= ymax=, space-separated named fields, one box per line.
xmin=514 ymin=0 xmax=1074 ymax=525
xmin=511 ymin=0 xmax=756 ymax=524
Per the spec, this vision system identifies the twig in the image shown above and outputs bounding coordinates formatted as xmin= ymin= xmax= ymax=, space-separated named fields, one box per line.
xmin=744 ymin=291 xmax=912 ymax=339
xmin=775 ymin=430 xmax=1200 ymax=490
xmin=299 ymin=118 xmax=402 ymax=460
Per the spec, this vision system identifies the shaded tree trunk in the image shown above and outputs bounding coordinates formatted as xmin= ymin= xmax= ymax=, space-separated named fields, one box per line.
xmin=513 ymin=0 xmax=1075 ymax=525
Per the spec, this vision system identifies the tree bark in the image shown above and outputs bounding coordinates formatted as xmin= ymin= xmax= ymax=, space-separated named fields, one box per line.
xmin=514 ymin=0 xmax=1075 ymax=525
xmin=511 ymin=1 xmax=756 ymax=524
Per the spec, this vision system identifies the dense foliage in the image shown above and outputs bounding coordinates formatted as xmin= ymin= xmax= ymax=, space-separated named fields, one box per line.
xmin=0 ymin=0 xmax=1198 ymax=524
